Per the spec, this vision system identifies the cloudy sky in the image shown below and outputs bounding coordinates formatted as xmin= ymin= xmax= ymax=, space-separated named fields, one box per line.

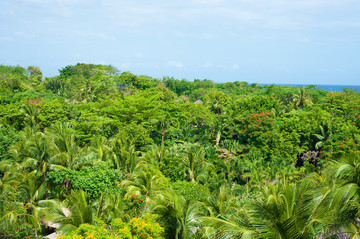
xmin=1 ymin=0 xmax=359 ymax=84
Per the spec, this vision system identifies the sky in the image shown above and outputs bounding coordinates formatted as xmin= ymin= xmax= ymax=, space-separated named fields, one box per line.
xmin=1 ymin=0 xmax=360 ymax=85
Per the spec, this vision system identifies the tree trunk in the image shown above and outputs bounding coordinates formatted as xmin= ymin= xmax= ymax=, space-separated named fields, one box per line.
xmin=215 ymin=130 xmax=221 ymax=146
xmin=162 ymin=130 xmax=165 ymax=144
xmin=43 ymin=172 xmax=48 ymax=200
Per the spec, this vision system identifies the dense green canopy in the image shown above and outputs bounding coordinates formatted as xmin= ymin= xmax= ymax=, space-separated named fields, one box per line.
xmin=1 ymin=64 xmax=360 ymax=238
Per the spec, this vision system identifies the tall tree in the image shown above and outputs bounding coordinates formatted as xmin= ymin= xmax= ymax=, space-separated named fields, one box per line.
xmin=152 ymin=191 xmax=198 ymax=239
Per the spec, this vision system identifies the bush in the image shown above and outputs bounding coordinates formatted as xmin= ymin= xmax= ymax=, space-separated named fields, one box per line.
xmin=58 ymin=213 xmax=164 ymax=239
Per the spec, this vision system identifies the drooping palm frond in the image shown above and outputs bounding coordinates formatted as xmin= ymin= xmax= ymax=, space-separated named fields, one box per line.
xmin=202 ymin=180 xmax=331 ymax=239
xmin=121 ymin=162 xmax=169 ymax=200
xmin=198 ymin=185 xmax=237 ymax=218
xmin=141 ymin=143 xmax=168 ymax=168
xmin=93 ymin=190 xmax=128 ymax=223
xmin=19 ymin=171 xmax=47 ymax=203
xmin=201 ymin=214 xmax=256 ymax=239
xmin=0 ymin=161 xmax=25 ymax=192
xmin=0 ymin=212 xmax=41 ymax=234
xmin=152 ymin=190 xmax=199 ymax=239
xmin=38 ymin=190 xmax=93 ymax=235
xmin=109 ymin=134 xmax=140 ymax=173
xmin=180 ymin=146 xmax=213 ymax=184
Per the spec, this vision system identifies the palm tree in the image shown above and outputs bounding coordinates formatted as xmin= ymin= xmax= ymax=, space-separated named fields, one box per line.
xmin=21 ymin=103 xmax=40 ymax=133
xmin=201 ymin=212 xmax=256 ymax=239
xmin=19 ymin=170 xmax=47 ymax=205
xmin=172 ymin=119 xmax=201 ymax=144
xmin=46 ymin=123 xmax=86 ymax=170
xmin=0 ymin=166 xmax=42 ymax=237
xmin=89 ymin=135 xmax=111 ymax=162
xmin=202 ymin=180 xmax=330 ymax=239
xmin=142 ymin=143 xmax=168 ymax=168
xmin=283 ymin=92 xmax=296 ymax=112
xmin=294 ymin=86 xmax=313 ymax=109
xmin=121 ymin=162 xmax=168 ymax=200
xmin=0 ymin=202 xmax=41 ymax=237
xmin=204 ymin=90 xmax=230 ymax=115
xmin=213 ymin=114 xmax=229 ymax=147
xmin=199 ymin=185 xmax=237 ymax=218
xmin=152 ymin=190 xmax=199 ymax=239
xmin=39 ymin=190 xmax=93 ymax=235
xmin=109 ymin=134 xmax=140 ymax=174
xmin=151 ymin=115 xmax=172 ymax=144
xmin=313 ymin=120 xmax=333 ymax=150
xmin=0 ymin=161 xmax=25 ymax=194
xmin=93 ymin=191 xmax=129 ymax=224
xmin=11 ymin=129 xmax=65 ymax=199
xmin=181 ymin=146 xmax=213 ymax=184
xmin=324 ymin=155 xmax=360 ymax=237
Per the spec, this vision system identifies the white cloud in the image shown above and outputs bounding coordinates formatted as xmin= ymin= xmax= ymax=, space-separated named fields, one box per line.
xmin=168 ymin=61 xmax=183 ymax=68
xmin=193 ymin=0 xmax=227 ymax=5
xmin=202 ymin=63 xmax=213 ymax=69
xmin=95 ymin=32 xmax=116 ymax=41
xmin=11 ymin=0 xmax=359 ymax=37
xmin=70 ymin=31 xmax=116 ymax=40
xmin=1 ymin=0 xmax=359 ymax=85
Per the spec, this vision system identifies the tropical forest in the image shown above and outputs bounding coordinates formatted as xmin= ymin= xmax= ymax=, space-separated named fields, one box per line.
xmin=1 ymin=63 xmax=360 ymax=239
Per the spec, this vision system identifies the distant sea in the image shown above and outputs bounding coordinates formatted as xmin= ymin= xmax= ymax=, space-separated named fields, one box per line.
xmin=260 ymin=84 xmax=360 ymax=92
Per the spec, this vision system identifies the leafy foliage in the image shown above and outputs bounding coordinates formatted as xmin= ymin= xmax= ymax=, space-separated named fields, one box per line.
xmin=47 ymin=165 xmax=124 ymax=198
xmin=1 ymin=63 xmax=360 ymax=238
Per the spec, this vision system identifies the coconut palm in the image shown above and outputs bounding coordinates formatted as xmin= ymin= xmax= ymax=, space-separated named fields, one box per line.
xmin=313 ymin=120 xmax=333 ymax=150
xmin=199 ymin=185 xmax=237 ymax=218
xmin=323 ymin=155 xmax=360 ymax=237
xmin=142 ymin=143 xmax=168 ymax=168
xmin=181 ymin=146 xmax=213 ymax=184
xmin=19 ymin=171 xmax=47 ymax=204
xmin=201 ymin=211 xmax=256 ymax=239
xmin=11 ymin=129 xmax=65 ymax=199
xmin=294 ymin=86 xmax=313 ymax=109
xmin=203 ymin=180 xmax=332 ymax=239
xmin=203 ymin=90 xmax=230 ymax=115
xmin=93 ymin=190 xmax=129 ymax=224
xmin=89 ymin=135 xmax=111 ymax=162
xmin=0 ymin=167 xmax=42 ymax=237
xmin=47 ymin=122 xmax=87 ymax=170
xmin=282 ymin=92 xmax=296 ymax=112
xmin=109 ymin=134 xmax=140 ymax=174
xmin=121 ymin=162 xmax=168 ymax=200
xmin=0 ymin=203 xmax=41 ymax=237
xmin=152 ymin=190 xmax=199 ymax=239
xmin=213 ymin=114 xmax=229 ymax=147
xmin=21 ymin=103 xmax=40 ymax=133
xmin=303 ymin=169 xmax=360 ymax=238
xmin=39 ymin=190 xmax=93 ymax=235
xmin=151 ymin=114 xmax=172 ymax=144
xmin=0 ymin=161 xmax=25 ymax=193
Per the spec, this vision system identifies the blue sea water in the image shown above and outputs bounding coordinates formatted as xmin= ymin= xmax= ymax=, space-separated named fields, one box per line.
xmin=260 ymin=84 xmax=360 ymax=92
xmin=314 ymin=85 xmax=360 ymax=92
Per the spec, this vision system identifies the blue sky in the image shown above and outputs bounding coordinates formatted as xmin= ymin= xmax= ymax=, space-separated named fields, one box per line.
xmin=1 ymin=0 xmax=360 ymax=84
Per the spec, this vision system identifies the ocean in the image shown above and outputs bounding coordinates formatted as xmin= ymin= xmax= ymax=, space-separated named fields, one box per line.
xmin=260 ymin=84 xmax=360 ymax=92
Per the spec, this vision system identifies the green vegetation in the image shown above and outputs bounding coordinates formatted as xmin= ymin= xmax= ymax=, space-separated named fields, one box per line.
xmin=1 ymin=63 xmax=360 ymax=238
